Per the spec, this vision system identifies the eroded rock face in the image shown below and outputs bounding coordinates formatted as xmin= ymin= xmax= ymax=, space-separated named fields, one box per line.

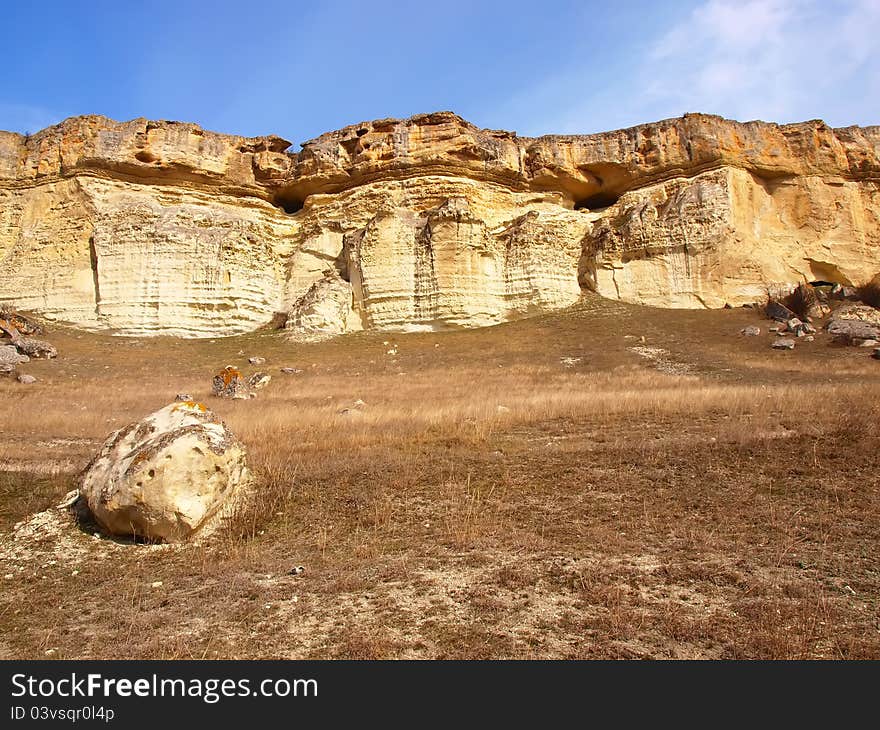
xmin=79 ymin=401 xmax=248 ymax=542
xmin=1 ymin=111 xmax=879 ymax=336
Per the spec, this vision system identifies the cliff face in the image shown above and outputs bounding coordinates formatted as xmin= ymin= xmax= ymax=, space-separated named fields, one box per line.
xmin=1 ymin=111 xmax=878 ymax=337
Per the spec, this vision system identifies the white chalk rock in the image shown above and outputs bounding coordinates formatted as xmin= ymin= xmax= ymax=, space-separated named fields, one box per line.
xmin=79 ymin=402 xmax=248 ymax=542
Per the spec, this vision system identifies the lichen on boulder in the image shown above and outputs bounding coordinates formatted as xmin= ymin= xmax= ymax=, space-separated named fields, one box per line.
xmin=78 ymin=401 xmax=249 ymax=542
xmin=212 ymin=365 xmax=246 ymax=398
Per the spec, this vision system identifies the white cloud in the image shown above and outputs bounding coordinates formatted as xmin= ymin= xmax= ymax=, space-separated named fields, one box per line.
xmin=489 ymin=0 xmax=880 ymax=137
xmin=643 ymin=0 xmax=880 ymax=125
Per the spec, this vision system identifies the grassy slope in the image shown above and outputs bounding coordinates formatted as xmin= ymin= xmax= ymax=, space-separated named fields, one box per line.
xmin=0 ymin=295 xmax=878 ymax=659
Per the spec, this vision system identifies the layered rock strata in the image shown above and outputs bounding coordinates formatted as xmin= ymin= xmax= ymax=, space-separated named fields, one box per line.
xmin=1 ymin=112 xmax=878 ymax=337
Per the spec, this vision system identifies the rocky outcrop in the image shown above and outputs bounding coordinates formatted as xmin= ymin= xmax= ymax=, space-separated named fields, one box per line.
xmin=1 ymin=111 xmax=879 ymax=336
xmin=79 ymin=401 xmax=248 ymax=542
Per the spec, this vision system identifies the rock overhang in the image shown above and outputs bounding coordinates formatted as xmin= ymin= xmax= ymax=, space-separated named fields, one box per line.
xmin=1 ymin=110 xmax=878 ymax=337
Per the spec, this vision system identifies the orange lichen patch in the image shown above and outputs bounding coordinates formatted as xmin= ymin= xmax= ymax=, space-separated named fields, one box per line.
xmin=173 ymin=400 xmax=207 ymax=412
xmin=218 ymin=366 xmax=242 ymax=387
xmin=129 ymin=450 xmax=152 ymax=468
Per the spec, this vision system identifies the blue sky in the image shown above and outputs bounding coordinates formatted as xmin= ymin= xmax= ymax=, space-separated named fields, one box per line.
xmin=1 ymin=0 xmax=878 ymax=146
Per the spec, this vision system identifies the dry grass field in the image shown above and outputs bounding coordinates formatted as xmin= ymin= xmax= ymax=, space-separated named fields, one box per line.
xmin=1 ymin=294 xmax=878 ymax=659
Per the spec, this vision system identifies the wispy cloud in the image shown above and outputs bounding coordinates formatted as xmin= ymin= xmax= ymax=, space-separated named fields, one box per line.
xmin=642 ymin=0 xmax=880 ymax=125
xmin=491 ymin=0 xmax=880 ymax=136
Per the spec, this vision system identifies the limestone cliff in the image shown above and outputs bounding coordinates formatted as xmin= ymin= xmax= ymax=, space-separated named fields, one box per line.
xmin=1 ymin=111 xmax=878 ymax=337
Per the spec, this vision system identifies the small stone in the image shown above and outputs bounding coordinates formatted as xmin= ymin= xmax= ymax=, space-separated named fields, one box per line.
xmin=765 ymin=300 xmax=796 ymax=322
xmin=805 ymin=335 xmax=815 ymax=342
xmin=44 ymin=648 xmax=57 ymax=656
xmin=873 ymin=348 xmax=880 ymax=360
xmin=3 ymin=573 xmax=13 ymax=580
xmin=496 ymin=405 xmax=511 ymax=413
xmin=287 ymin=566 xmax=305 ymax=576
xmin=740 ymin=325 xmax=761 ymax=336
xmin=772 ymin=338 xmax=796 ymax=350
xmin=859 ymin=339 xmax=879 ymax=348
xmin=0 ymin=344 xmax=29 ymax=367
xmin=17 ymin=374 xmax=36 ymax=384
xmin=280 ymin=367 xmax=302 ymax=374
xmin=175 ymin=393 xmax=192 ymax=401
xmin=248 ymin=356 xmax=265 ymax=365
xmin=247 ymin=372 xmax=271 ymax=390
xmin=151 ymin=581 xmax=163 ymax=589
xmin=14 ymin=337 xmax=57 ymax=359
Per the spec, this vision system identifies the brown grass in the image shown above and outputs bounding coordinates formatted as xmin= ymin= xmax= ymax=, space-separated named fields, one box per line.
xmin=783 ymin=284 xmax=819 ymax=320
xmin=1 ymin=296 xmax=879 ymax=659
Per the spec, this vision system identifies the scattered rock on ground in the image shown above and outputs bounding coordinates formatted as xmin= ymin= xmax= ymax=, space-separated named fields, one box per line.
xmin=772 ymin=338 xmax=796 ymax=350
xmin=830 ymin=283 xmax=860 ymax=300
xmin=247 ymin=372 xmax=271 ymax=390
xmin=17 ymin=374 xmax=36 ymax=384
xmin=13 ymin=336 xmax=57 ymax=359
xmin=0 ymin=307 xmax=43 ymax=335
xmin=280 ymin=367 xmax=303 ymax=374
xmin=859 ymin=339 xmax=879 ymax=348
xmin=789 ymin=319 xmax=816 ymax=337
xmin=1 ymin=319 xmax=57 ymax=359
xmin=175 ymin=393 xmax=193 ymax=401
xmin=826 ymin=317 xmax=880 ymax=345
xmin=78 ymin=401 xmax=249 ymax=542
xmin=338 ymin=399 xmax=366 ymax=416
xmin=212 ymin=366 xmax=247 ymax=398
xmin=832 ymin=303 xmax=880 ymax=327
xmin=765 ymin=300 xmax=797 ymax=322
xmin=0 ymin=345 xmax=28 ymax=367
xmin=248 ymin=356 xmax=265 ymax=365
xmin=741 ymin=325 xmax=761 ymax=336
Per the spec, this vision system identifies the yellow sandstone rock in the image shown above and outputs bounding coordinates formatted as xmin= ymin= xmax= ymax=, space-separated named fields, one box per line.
xmin=1 ymin=111 xmax=878 ymax=337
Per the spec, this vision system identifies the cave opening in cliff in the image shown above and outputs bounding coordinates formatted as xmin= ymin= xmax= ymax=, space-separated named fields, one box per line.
xmin=574 ymin=191 xmax=621 ymax=211
xmin=273 ymin=192 xmax=305 ymax=215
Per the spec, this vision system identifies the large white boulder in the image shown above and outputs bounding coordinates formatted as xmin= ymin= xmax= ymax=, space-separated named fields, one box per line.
xmin=79 ymin=401 xmax=248 ymax=542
